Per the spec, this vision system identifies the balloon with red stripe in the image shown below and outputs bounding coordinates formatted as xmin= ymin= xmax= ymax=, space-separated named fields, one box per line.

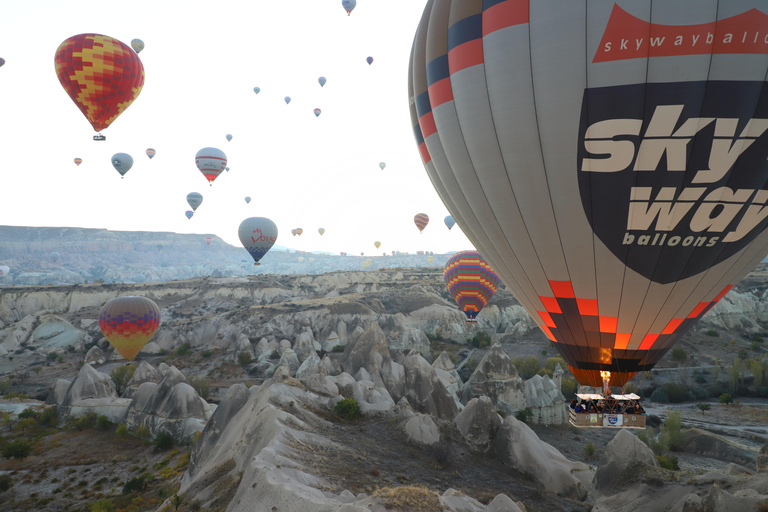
xmin=195 ymin=147 xmax=227 ymax=186
xmin=99 ymin=296 xmax=161 ymax=362
xmin=444 ymin=251 xmax=501 ymax=323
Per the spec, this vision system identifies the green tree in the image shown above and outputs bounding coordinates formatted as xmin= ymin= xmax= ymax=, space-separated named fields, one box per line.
xmin=3 ymin=440 xmax=32 ymax=460
xmin=110 ymin=365 xmax=137 ymax=394
xmin=512 ymin=356 xmax=540 ymax=380
xmin=659 ymin=411 xmax=685 ymax=451
xmin=153 ymin=432 xmax=174 ymax=452
xmin=671 ymin=347 xmax=687 ymax=362
xmin=334 ymin=398 xmax=360 ymax=420
xmin=0 ymin=474 xmax=11 ymax=492
xmin=187 ymin=376 xmax=212 ymax=400
xmin=237 ymin=352 xmax=253 ymax=366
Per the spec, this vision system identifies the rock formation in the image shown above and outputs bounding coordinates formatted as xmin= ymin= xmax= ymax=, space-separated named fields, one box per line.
xmin=461 ymin=343 xmax=526 ymax=416
xmin=594 ymin=429 xmax=658 ymax=490
xmin=454 ymin=396 xmax=501 ymax=453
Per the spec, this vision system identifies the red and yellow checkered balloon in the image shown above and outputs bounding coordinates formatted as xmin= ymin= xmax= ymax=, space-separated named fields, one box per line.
xmin=99 ymin=296 xmax=160 ymax=362
xmin=55 ymin=34 xmax=144 ymax=132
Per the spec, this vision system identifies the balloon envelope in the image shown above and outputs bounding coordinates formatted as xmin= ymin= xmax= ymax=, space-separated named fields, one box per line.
xmin=253 ymin=87 xmax=260 ymax=94
xmin=186 ymin=192 xmax=203 ymax=211
xmin=0 ymin=266 xmax=9 ymax=276
xmin=146 ymin=148 xmax=156 ymax=159
xmin=0 ymin=58 xmax=4 ymax=68
xmin=74 ymin=158 xmax=82 ymax=166
xmin=366 ymin=56 xmax=373 ymax=65
xmin=444 ymin=216 xmax=455 ymax=230
xmin=443 ymin=251 xmax=501 ymax=322
xmin=284 ymin=96 xmax=291 ymax=104
xmin=112 ymin=153 xmax=133 ymax=177
xmin=318 ymin=228 xmax=325 ymax=235
xmin=238 ymin=217 xmax=278 ymax=265
xmin=185 ymin=210 xmax=194 ymax=220
xmin=291 ymin=229 xmax=297 ymax=236
xmin=49 ymin=251 xmax=61 ymax=263
xmin=374 ymin=241 xmax=381 ymax=249
xmin=55 ymin=34 xmax=144 ymax=132
xmin=379 ymin=162 xmax=386 ymax=170
xmin=130 ymin=38 xmax=144 ymax=53
xmin=99 ymin=296 xmax=160 ymax=361
xmin=226 ymin=134 xmax=232 ymax=142
xmin=296 ymin=228 xmax=303 ymax=236
xmin=410 ymin=0 xmax=768 ymax=387
xmin=245 ymin=196 xmax=251 ymax=204
xmin=314 ymin=108 xmax=322 ymax=117
xmin=413 ymin=213 xmax=429 ymax=233
xmin=195 ymin=147 xmax=227 ymax=185
xmin=205 ymin=237 xmax=212 ymax=245
xmin=318 ymin=76 xmax=327 ymax=87
xmin=342 ymin=0 xmax=356 ymax=15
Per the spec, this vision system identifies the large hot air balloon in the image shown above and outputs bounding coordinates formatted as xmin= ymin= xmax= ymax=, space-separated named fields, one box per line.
xmin=253 ymin=87 xmax=261 ymax=94
xmin=443 ymin=251 xmax=501 ymax=323
xmin=296 ymin=228 xmax=304 ymax=236
xmin=49 ymin=252 xmax=61 ymax=263
xmin=146 ymin=148 xmax=156 ymax=159
xmin=409 ymin=1 xmax=768 ymax=389
xmin=195 ymin=147 xmax=227 ymax=185
xmin=444 ymin=216 xmax=455 ymax=231
xmin=318 ymin=76 xmax=327 ymax=87
xmin=185 ymin=210 xmax=194 ymax=220
xmin=342 ymin=0 xmax=356 ymax=15
xmin=379 ymin=162 xmax=386 ymax=170
xmin=74 ymin=158 xmax=82 ymax=166
xmin=245 ymin=196 xmax=251 ymax=204
xmin=414 ymin=213 xmax=429 ymax=233
xmin=130 ymin=38 xmax=144 ymax=53
xmin=54 ymin=34 xmax=144 ymax=136
xmin=226 ymin=134 xmax=233 ymax=142
xmin=112 ymin=153 xmax=133 ymax=178
xmin=99 ymin=296 xmax=160 ymax=361
xmin=186 ymin=192 xmax=203 ymax=211
xmin=205 ymin=237 xmax=212 ymax=246
xmin=238 ymin=217 xmax=278 ymax=265
xmin=366 ymin=56 xmax=374 ymax=65
xmin=285 ymin=96 xmax=291 ymax=104
xmin=314 ymin=108 xmax=322 ymax=117
xmin=318 ymin=228 xmax=325 ymax=236
xmin=374 ymin=241 xmax=381 ymax=249
xmin=0 ymin=266 xmax=9 ymax=276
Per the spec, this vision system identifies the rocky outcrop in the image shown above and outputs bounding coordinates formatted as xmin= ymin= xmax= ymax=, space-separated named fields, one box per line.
xmin=594 ymin=429 xmax=658 ymax=490
xmin=682 ymin=428 xmax=757 ymax=467
xmin=389 ymin=328 xmax=430 ymax=357
xmin=454 ymin=396 xmax=501 ymax=453
xmin=84 ymin=345 xmax=106 ymax=365
xmin=758 ymin=441 xmax=768 ymax=473
xmin=405 ymin=414 xmax=440 ymax=445
xmin=57 ymin=364 xmax=129 ymax=423
xmin=31 ymin=315 xmax=85 ymax=349
xmin=122 ymin=360 xmax=162 ymax=398
xmin=402 ymin=353 xmax=459 ymax=420
xmin=494 ymin=416 xmax=589 ymax=500
xmin=523 ymin=374 xmax=567 ymax=425
xmin=461 ymin=343 xmax=526 ymax=416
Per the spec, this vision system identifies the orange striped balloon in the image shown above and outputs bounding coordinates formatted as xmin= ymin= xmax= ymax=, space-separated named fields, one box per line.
xmin=74 ymin=158 xmax=82 ymax=166
xmin=414 ymin=213 xmax=429 ymax=233
xmin=443 ymin=251 xmax=501 ymax=323
xmin=55 ymin=34 xmax=145 ymax=133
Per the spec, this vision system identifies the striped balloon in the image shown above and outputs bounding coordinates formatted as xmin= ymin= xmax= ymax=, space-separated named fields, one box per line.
xmin=146 ymin=148 xmax=156 ymax=159
xmin=414 ymin=213 xmax=429 ymax=233
xmin=98 ymin=296 xmax=161 ymax=361
xmin=444 ymin=251 xmax=501 ymax=323
xmin=74 ymin=158 xmax=82 ymax=166
xmin=195 ymin=147 xmax=227 ymax=185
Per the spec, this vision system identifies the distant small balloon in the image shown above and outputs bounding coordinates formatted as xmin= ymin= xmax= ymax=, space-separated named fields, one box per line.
xmin=318 ymin=228 xmax=325 ymax=236
xmin=309 ymin=257 xmax=315 ymax=263
xmin=74 ymin=158 xmax=82 ymax=166
xmin=374 ymin=241 xmax=381 ymax=249
xmin=444 ymin=215 xmax=455 ymax=230
xmin=205 ymin=237 xmax=212 ymax=245
xmin=296 ymin=228 xmax=303 ymax=236
xmin=342 ymin=0 xmax=356 ymax=15
xmin=379 ymin=162 xmax=386 ymax=170
xmin=298 ymin=257 xmax=305 ymax=263
xmin=291 ymin=229 xmax=297 ymax=236
xmin=226 ymin=167 xmax=230 ymax=172
xmin=0 ymin=265 xmax=10 ymax=276
xmin=314 ymin=108 xmax=322 ymax=117
xmin=414 ymin=213 xmax=429 ymax=233
xmin=146 ymin=148 xmax=156 ymax=159
xmin=130 ymin=38 xmax=144 ymax=53
xmin=0 ymin=57 xmax=5 ymax=68
xmin=367 ymin=56 xmax=373 ymax=65
xmin=185 ymin=210 xmax=194 ymax=220
xmin=186 ymin=192 xmax=203 ymax=211
xmin=318 ymin=76 xmax=327 ymax=87
xmin=253 ymin=87 xmax=260 ymax=94
xmin=245 ymin=196 xmax=251 ymax=204
xmin=284 ymin=96 xmax=291 ymax=104
xmin=226 ymin=134 xmax=233 ymax=142
xmin=112 ymin=153 xmax=133 ymax=178
xmin=50 ymin=251 xmax=61 ymax=263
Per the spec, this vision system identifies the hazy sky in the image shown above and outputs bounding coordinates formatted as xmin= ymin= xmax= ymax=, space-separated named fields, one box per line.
xmin=0 ymin=0 xmax=474 ymax=256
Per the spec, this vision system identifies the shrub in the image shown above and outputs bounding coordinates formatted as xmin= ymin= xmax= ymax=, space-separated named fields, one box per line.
xmin=662 ymin=382 xmax=691 ymax=403
xmin=88 ymin=498 xmax=114 ymax=512
xmin=719 ymin=393 xmax=733 ymax=404
xmin=67 ymin=412 xmax=97 ymax=431
xmin=40 ymin=407 xmax=58 ymax=427
xmin=201 ymin=350 xmax=213 ymax=358
xmin=122 ymin=473 xmax=153 ymax=494
xmin=660 ymin=411 xmax=685 ymax=451
xmin=468 ymin=331 xmax=491 ymax=349
xmin=544 ymin=357 xmax=567 ymax=373
xmin=335 ymin=398 xmax=360 ymax=420
xmin=585 ymin=442 xmax=596 ymax=458
xmin=3 ymin=440 xmax=32 ymax=460
xmin=237 ymin=352 xmax=253 ymax=366
xmin=47 ymin=352 xmax=59 ymax=361
xmin=0 ymin=474 xmax=11 ymax=492
xmin=671 ymin=347 xmax=687 ymax=362
xmin=708 ymin=382 xmax=726 ymax=398
xmin=512 ymin=356 xmax=540 ymax=380
xmin=188 ymin=376 xmax=212 ymax=400
xmin=705 ymin=329 xmax=719 ymax=337
xmin=331 ymin=345 xmax=344 ymax=353
xmin=110 ymin=365 xmax=137 ymax=394
xmin=752 ymin=342 xmax=763 ymax=352
xmin=135 ymin=425 xmax=151 ymax=438
xmin=561 ymin=377 xmax=578 ymax=396
xmin=18 ymin=408 xmax=39 ymax=420
xmin=176 ymin=343 xmax=193 ymax=356
xmin=0 ymin=380 xmax=9 ymax=395
xmin=656 ymin=454 xmax=680 ymax=470
xmin=697 ymin=402 xmax=711 ymax=412
xmin=96 ymin=415 xmax=112 ymax=431
xmin=637 ymin=426 xmax=668 ymax=455
xmin=115 ymin=424 xmax=129 ymax=438
xmin=154 ymin=432 xmax=174 ymax=452
xmin=691 ymin=387 xmax=708 ymax=400
xmin=515 ymin=407 xmax=534 ymax=423
xmin=650 ymin=388 xmax=669 ymax=403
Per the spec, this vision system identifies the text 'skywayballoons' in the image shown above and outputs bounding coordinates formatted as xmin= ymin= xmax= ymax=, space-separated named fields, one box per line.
xmin=0 ymin=266 xmax=9 ymax=276
xmin=186 ymin=192 xmax=203 ymax=211
xmin=238 ymin=217 xmax=278 ymax=265
xmin=443 ymin=251 xmax=501 ymax=323
xmin=253 ymin=87 xmax=260 ymax=94
xmin=74 ymin=158 xmax=82 ymax=166
xmin=374 ymin=241 xmax=381 ymax=249
xmin=379 ymin=162 xmax=386 ymax=170
xmin=130 ymin=38 xmax=144 ymax=53
xmin=444 ymin=216 xmax=455 ymax=231
xmin=185 ymin=211 xmax=194 ymax=220
xmin=226 ymin=134 xmax=233 ymax=142
xmin=314 ymin=108 xmax=322 ymax=117
xmin=284 ymin=96 xmax=291 ymax=104
xmin=342 ymin=0 xmax=356 ymax=16
xmin=55 ymin=34 xmax=144 ymax=133
xmin=112 ymin=153 xmax=133 ymax=178
xmin=245 ymin=196 xmax=251 ymax=204
xmin=99 ymin=296 xmax=160 ymax=361
xmin=318 ymin=76 xmax=327 ymax=87
xmin=146 ymin=148 xmax=156 ymax=159
xmin=195 ymin=147 xmax=227 ymax=185
xmin=318 ymin=228 xmax=325 ymax=236
xmin=366 ymin=56 xmax=373 ymax=65
xmin=413 ymin=213 xmax=429 ymax=233
xmin=409 ymin=1 xmax=768 ymax=388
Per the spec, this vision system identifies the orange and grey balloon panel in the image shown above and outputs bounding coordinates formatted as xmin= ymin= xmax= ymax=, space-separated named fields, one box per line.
xmin=98 ymin=296 xmax=161 ymax=362
xmin=414 ymin=213 xmax=429 ymax=233
xmin=55 ymin=34 xmax=145 ymax=132
xmin=443 ymin=251 xmax=500 ymax=322
xmin=410 ymin=0 xmax=768 ymax=387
